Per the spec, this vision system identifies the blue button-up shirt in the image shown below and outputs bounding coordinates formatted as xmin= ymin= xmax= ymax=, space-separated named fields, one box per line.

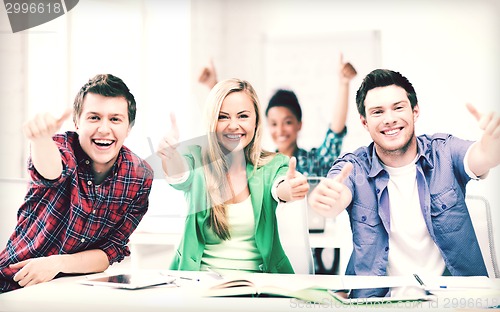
xmin=328 ymin=133 xmax=487 ymax=298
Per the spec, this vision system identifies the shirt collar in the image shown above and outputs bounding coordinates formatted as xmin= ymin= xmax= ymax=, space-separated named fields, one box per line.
xmin=367 ymin=143 xmax=385 ymax=178
xmin=367 ymin=136 xmax=433 ymax=178
xmin=415 ymin=135 xmax=434 ymax=170
xmin=70 ymin=131 xmax=123 ymax=179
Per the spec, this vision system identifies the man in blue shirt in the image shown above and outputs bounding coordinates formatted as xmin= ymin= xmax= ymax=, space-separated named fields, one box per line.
xmin=308 ymin=69 xmax=499 ymax=298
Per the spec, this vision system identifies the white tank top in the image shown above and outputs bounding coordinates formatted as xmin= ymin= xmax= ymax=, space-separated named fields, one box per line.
xmin=201 ymin=195 xmax=263 ymax=272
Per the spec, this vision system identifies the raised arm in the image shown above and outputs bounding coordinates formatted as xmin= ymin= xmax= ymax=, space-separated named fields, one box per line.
xmin=308 ymin=162 xmax=353 ymax=218
xmin=22 ymin=108 xmax=72 ymax=180
xmin=157 ymin=112 xmax=189 ymax=179
xmin=330 ymin=53 xmax=357 ymax=134
xmin=465 ymin=103 xmax=500 ymax=177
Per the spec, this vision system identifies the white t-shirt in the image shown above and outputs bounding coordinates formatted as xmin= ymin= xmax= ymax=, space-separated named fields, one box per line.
xmin=382 ymin=157 xmax=446 ymax=278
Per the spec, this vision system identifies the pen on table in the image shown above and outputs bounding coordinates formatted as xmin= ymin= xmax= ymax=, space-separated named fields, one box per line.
xmin=160 ymin=271 xmax=200 ymax=282
xmin=206 ymin=267 xmax=224 ymax=279
xmin=178 ymin=276 xmax=200 ymax=282
xmin=413 ymin=274 xmax=432 ymax=295
xmin=413 ymin=274 xmax=425 ymax=287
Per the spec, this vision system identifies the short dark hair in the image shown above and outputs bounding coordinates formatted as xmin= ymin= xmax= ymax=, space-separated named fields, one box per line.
xmin=356 ymin=69 xmax=418 ymax=117
xmin=265 ymin=89 xmax=302 ymax=122
xmin=73 ymin=74 xmax=137 ymax=127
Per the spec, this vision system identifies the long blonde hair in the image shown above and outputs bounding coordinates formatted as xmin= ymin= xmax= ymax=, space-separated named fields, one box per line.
xmin=202 ymin=78 xmax=275 ymax=240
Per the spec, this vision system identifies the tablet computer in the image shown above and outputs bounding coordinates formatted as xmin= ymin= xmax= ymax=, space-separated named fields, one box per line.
xmin=80 ymin=273 xmax=175 ymax=290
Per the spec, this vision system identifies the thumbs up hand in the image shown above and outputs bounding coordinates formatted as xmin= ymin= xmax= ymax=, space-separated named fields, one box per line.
xmin=286 ymin=157 xmax=309 ymax=200
xmin=308 ymin=162 xmax=353 ymax=218
xmin=465 ymin=103 xmax=500 ymax=175
xmin=198 ymin=58 xmax=218 ymax=89
xmin=466 ymin=103 xmax=500 ymax=139
xmin=23 ymin=108 xmax=72 ymax=141
xmin=157 ymin=112 xmax=180 ymax=160
xmin=338 ymin=52 xmax=357 ymax=84
xmin=277 ymin=157 xmax=309 ymax=202
xmin=22 ymin=108 xmax=73 ymax=180
xmin=157 ymin=112 xmax=187 ymax=178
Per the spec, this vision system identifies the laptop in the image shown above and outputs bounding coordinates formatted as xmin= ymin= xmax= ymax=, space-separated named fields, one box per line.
xmin=80 ymin=273 xmax=175 ymax=290
xmin=306 ymin=177 xmax=326 ymax=233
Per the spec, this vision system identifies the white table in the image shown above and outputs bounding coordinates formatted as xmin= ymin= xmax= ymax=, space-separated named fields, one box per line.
xmin=1 ymin=270 xmax=499 ymax=312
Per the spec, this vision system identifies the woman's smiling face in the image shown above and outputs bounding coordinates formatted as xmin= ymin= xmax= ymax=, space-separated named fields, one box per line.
xmin=216 ymin=91 xmax=257 ymax=153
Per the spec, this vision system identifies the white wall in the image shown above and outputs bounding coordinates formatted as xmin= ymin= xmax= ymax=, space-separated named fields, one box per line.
xmin=1 ymin=0 xmax=499 ymax=266
xmin=0 ymin=8 xmax=26 ymax=177
xmin=0 ymin=0 xmax=193 ymax=243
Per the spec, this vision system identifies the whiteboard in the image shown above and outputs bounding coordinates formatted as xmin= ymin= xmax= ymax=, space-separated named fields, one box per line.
xmin=261 ymin=30 xmax=381 ymax=153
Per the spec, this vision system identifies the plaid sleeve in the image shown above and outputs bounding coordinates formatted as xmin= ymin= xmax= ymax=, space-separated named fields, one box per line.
xmin=305 ymin=127 xmax=346 ymax=177
xmin=27 ymin=137 xmax=77 ymax=187
xmin=316 ymin=127 xmax=346 ymax=161
xmin=97 ymin=166 xmax=154 ymax=264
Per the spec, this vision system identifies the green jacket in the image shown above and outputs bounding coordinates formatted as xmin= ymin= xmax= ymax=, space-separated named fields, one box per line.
xmin=169 ymin=145 xmax=294 ymax=273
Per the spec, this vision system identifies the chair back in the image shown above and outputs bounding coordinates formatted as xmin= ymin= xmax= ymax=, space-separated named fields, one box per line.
xmin=466 ymin=195 xmax=499 ymax=278
xmin=276 ymin=199 xmax=315 ymax=274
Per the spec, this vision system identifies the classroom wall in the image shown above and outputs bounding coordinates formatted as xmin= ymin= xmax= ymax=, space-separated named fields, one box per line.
xmin=1 ymin=0 xmax=499 ymax=264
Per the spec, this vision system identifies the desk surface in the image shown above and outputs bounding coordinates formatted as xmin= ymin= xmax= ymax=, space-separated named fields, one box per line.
xmin=1 ymin=269 xmax=499 ymax=312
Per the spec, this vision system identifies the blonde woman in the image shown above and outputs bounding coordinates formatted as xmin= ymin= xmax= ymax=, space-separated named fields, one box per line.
xmin=158 ymin=78 xmax=309 ymax=274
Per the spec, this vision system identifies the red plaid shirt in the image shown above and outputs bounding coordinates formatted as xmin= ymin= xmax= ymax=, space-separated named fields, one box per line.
xmin=0 ymin=132 xmax=153 ymax=292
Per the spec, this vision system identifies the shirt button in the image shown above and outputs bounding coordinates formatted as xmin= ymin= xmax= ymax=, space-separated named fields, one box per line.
xmin=87 ymin=180 xmax=92 ymax=185
xmin=81 ymin=238 xmax=85 ymax=243
xmin=385 ymin=247 xmax=389 ymax=252
xmin=376 ymin=189 xmax=380 ymax=194
xmin=442 ymin=204 xmax=447 ymax=209
xmin=85 ymin=160 xmax=90 ymax=165
xmin=92 ymin=210 xmax=96 ymax=214
xmin=361 ymin=216 xmax=367 ymax=222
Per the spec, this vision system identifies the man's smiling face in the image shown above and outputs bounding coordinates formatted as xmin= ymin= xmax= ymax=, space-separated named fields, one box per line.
xmin=75 ymin=93 xmax=131 ymax=174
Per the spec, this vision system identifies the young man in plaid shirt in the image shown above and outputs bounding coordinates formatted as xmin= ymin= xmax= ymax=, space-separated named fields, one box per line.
xmin=0 ymin=74 xmax=153 ymax=292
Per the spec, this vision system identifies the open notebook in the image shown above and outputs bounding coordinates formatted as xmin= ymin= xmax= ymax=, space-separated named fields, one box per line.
xmin=203 ymin=273 xmax=440 ymax=304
